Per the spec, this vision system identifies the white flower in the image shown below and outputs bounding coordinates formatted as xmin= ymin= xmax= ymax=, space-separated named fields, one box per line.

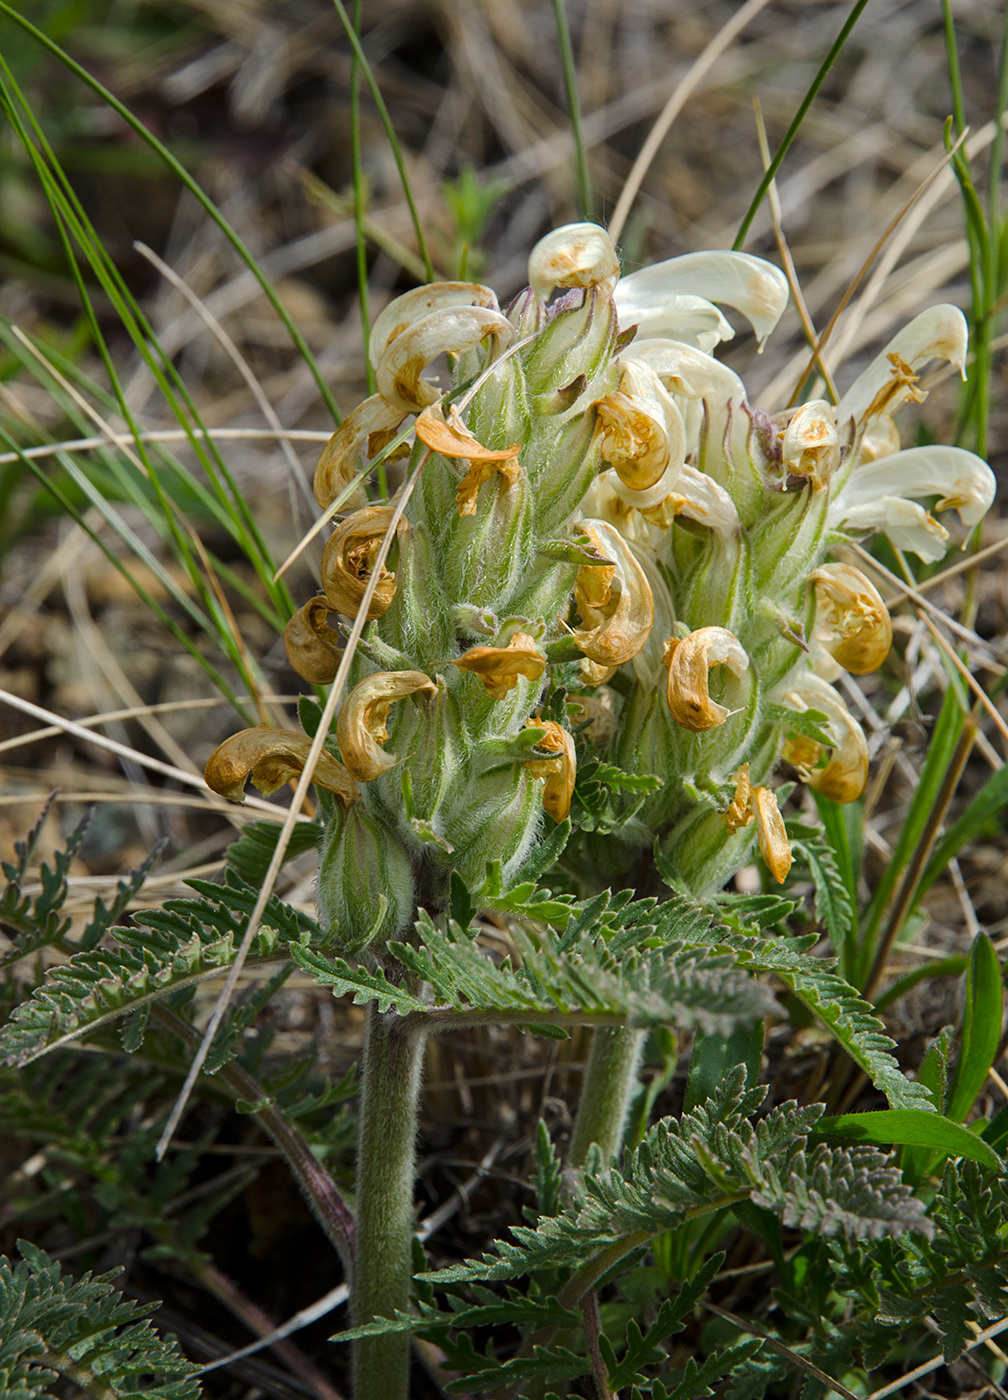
xmin=830 ymin=445 xmax=995 ymax=562
xmin=615 ymin=250 xmax=789 ymax=351
xmin=528 ymin=222 xmax=620 ymax=302
xmin=835 ymin=304 xmax=968 ymax=431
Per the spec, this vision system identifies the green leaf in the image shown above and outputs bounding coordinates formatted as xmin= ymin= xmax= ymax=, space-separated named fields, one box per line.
xmin=858 ymin=683 xmax=967 ymax=978
xmin=918 ymin=760 xmax=1008 ymax=901
xmin=814 ymin=1109 xmax=1003 ymax=1172
xmin=289 ymin=943 xmax=429 ymax=1015
xmin=0 ymin=875 xmax=316 ymax=1065
xmin=224 ymin=819 xmax=322 ymax=886
xmin=0 ymin=1240 xmax=201 ymax=1398
xmin=789 ymin=829 xmax=855 ymax=954
xmin=946 ymin=933 xmax=1004 ymax=1124
xmin=684 ymin=1021 xmax=764 ymax=1114
xmin=704 ymin=928 xmax=934 ymax=1111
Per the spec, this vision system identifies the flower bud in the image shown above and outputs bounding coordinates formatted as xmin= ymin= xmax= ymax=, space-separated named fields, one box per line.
xmin=204 ymin=727 xmax=359 ymax=806
xmin=528 ymin=222 xmax=619 ymax=302
xmin=283 ymin=596 xmax=342 ymax=684
xmin=336 ymin=670 xmax=436 ymax=781
xmin=809 ymin=563 xmax=892 ymax=675
xmin=723 ymin=764 xmax=753 ymax=833
xmin=320 ymin=506 xmax=400 ymax=620
xmin=780 ymin=400 xmax=841 ymax=486
xmin=316 ymin=803 xmax=415 ymax=955
xmin=664 ymin=627 xmax=749 ymax=732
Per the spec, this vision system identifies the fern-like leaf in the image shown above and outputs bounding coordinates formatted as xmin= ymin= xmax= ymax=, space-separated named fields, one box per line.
xmin=0 ymin=801 xmax=88 ymax=965
xmin=0 ymin=872 xmax=318 ymax=1065
xmin=0 ymin=1240 xmax=200 ymax=1399
xmin=395 ymin=914 xmax=779 ymax=1034
xmin=789 ymin=829 xmax=855 ymax=950
xmin=423 ymin=1072 xmax=930 ymax=1287
xmin=695 ymin=926 xmax=933 ymax=1111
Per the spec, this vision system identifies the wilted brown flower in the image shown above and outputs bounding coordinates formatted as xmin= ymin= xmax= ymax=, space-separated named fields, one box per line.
xmin=283 ymin=596 xmax=342 ymax=684
xmin=752 ymin=786 xmax=792 ymax=884
xmin=571 ymin=520 xmax=654 ymax=666
xmin=664 ymin=627 xmax=749 ymax=732
xmin=525 ymin=719 xmax=576 ymax=821
xmin=453 ymin=633 xmax=546 ymax=698
xmin=320 ymin=506 xmax=400 ymax=620
xmin=204 ymin=727 xmax=359 ymax=806
xmin=336 ymin=671 xmax=436 ymax=781
xmin=413 ymin=402 xmax=522 ymax=517
xmin=810 ymin=563 xmax=892 ymax=675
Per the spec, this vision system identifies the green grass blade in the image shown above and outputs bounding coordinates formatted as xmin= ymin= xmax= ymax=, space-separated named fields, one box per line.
xmin=551 ymin=0 xmax=592 ymax=220
xmin=857 ymin=681 xmax=967 ymax=982
xmin=0 ymin=0 xmax=342 ymax=424
xmin=350 ymin=0 xmax=376 ymax=398
xmin=945 ymin=933 xmax=1003 ymax=1125
xmin=0 ymin=66 xmax=294 ymax=618
xmin=733 ymin=0 xmax=872 ymax=250
xmin=875 ymin=957 xmax=967 ymax=1013
xmin=329 ymin=0 xmax=435 ymax=284
xmin=916 ymin=762 xmax=1008 ymax=906
xmin=814 ymin=1108 xmax=1002 ymax=1172
xmin=0 ymin=428 xmax=251 ymax=716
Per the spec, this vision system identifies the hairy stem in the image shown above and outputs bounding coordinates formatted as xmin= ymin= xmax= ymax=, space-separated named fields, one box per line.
xmin=568 ymin=1026 xmax=645 ymax=1168
xmin=352 ymin=1001 xmax=425 ymax=1400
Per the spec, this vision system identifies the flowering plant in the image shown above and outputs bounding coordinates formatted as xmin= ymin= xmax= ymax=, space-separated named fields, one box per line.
xmin=197 ymin=223 xmax=997 ymax=1400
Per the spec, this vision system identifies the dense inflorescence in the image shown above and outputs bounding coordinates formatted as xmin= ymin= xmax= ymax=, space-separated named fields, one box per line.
xmin=204 ymin=223 xmax=996 ymax=945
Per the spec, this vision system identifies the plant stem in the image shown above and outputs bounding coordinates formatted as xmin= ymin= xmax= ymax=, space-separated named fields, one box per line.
xmin=353 ymin=1001 xmax=425 ymax=1400
xmin=568 ymin=1026 xmax=644 ymax=1168
xmin=155 ymin=1004 xmax=355 ymax=1271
